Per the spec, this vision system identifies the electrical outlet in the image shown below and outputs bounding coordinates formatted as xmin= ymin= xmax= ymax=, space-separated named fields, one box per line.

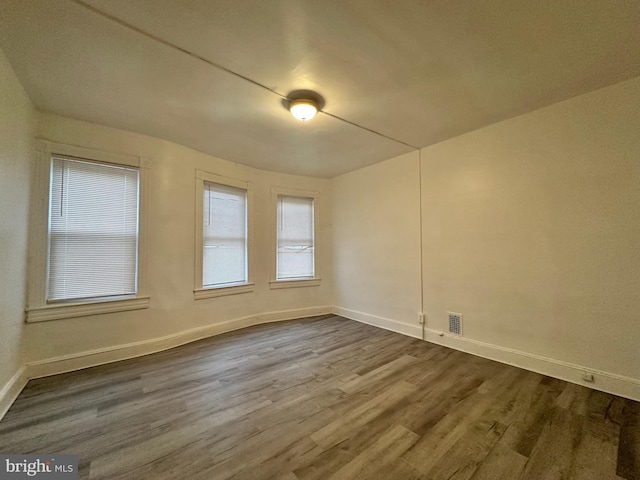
xmin=418 ymin=313 xmax=425 ymax=324
xmin=582 ymin=372 xmax=595 ymax=383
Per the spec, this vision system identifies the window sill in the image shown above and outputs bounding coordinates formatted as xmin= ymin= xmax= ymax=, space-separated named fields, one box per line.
xmin=269 ymin=278 xmax=321 ymax=290
xmin=194 ymin=283 xmax=255 ymax=300
xmin=25 ymin=296 xmax=150 ymax=323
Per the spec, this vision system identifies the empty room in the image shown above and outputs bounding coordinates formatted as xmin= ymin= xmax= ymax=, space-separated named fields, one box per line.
xmin=0 ymin=1 xmax=639 ymax=479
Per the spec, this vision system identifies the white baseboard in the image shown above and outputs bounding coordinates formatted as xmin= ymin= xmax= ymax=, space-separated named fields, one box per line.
xmin=422 ymin=327 xmax=640 ymax=402
xmin=4 ymin=305 xmax=637 ymax=424
xmin=332 ymin=306 xmax=423 ymax=340
xmin=1 ymin=306 xmax=330 ymax=420
xmin=0 ymin=367 xmax=28 ymax=421
xmin=25 ymin=305 xmax=333 ymax=379
xmin=333 ymin=305 xmax=640 ymax=402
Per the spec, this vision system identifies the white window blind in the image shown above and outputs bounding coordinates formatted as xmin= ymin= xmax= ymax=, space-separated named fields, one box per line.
xmin=203 ymin=182 xmax=248 ymax=287
xmin=48 ymin=157 xmax=139 ymax=302
xmin=277 ymin=196 xmax=314 ymax=280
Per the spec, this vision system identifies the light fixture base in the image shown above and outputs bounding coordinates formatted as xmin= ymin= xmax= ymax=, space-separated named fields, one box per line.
xmin=289 ymin=99 xmax=318 ymax=121
xmin=284 ymin=90 xmax=325 ymax=122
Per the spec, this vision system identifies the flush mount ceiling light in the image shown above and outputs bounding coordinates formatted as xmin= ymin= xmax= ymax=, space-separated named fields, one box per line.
xmin=285 ymin=90 xmax=325 ymax=123
xmin=289 ymin=99 xmax=318 ymax=121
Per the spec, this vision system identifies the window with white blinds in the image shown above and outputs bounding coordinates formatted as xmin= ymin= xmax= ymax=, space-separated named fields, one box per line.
xmin=203 ymin=182 xmax=248 ymax=287
xmin=47 ymin=156 xmax=140 ymax=302
xmin=276 ymin=195 xmax=315 ymax=280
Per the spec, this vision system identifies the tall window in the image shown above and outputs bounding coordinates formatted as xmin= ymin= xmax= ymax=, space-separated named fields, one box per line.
xmin=202 ymin=182 xmax=248 ymax=287
xmin=48 ymin=156 xmax=139 ymax=302
xmin=276 ymin=195 xmax=315 ymax=280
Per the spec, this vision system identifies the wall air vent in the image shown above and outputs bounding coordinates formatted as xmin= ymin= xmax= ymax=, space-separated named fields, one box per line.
xmin=448 ymin=312 xmax=463 ymax=335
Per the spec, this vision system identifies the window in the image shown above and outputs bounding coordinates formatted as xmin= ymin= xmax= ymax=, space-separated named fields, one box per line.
xmin=277 ymin=196 xmax=314 ymax=279
xmin=194 ymin=171 xmax=253 ymax=299
xmin=203 ymin=182 xmax=247 ymax=287
xmin=48 ymin=157 xmax=139 ymax=302
xmin=270 ymin=188 xmax=320 ymax=289
xmin=26 ymin=140 xmax=150 ymax=323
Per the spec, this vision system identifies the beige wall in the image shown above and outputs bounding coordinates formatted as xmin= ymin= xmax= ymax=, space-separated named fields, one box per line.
xmin=332 ymin=151 xmax=422 ymax=335
xmin=24 ymin=114 xmax=332 ymax=364
xmin=421 ymin=77 xmax=640 ymax=380
xmin=333 ymin=77 xmax=640 ymax=389
xmin=0 ymin=48 xmax=35 ymax=388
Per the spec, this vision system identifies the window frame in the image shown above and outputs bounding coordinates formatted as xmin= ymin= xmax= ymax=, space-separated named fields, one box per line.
xmin=194 ymin=170 xmax=254 ymax=299
xmin=26 ymin=140 xmax=150 ymax=323
xmin=270 ymin=187 xmax=321 ymax=289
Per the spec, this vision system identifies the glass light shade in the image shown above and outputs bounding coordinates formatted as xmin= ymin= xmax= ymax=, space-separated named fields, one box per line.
xmin=289 ymin=99 xmax=318 ymax=121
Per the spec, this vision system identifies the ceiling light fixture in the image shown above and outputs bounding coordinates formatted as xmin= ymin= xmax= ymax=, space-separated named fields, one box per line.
xmin=289 ymin=98 xmax=318 ymax=122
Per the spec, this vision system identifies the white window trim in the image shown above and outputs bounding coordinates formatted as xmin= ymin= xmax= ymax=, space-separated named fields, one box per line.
xmin=269 ymin=278 xmax=321 ymax=289
xmin=270 ymin=187 xmax=321 ymax=290
xmin=25 ymin=140 xmax=150 ymax=323
xmin=194 ymin=170 xmax=254 ymax=300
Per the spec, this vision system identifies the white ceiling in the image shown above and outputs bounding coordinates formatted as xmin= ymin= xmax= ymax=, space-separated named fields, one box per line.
xmin=1 ymin=0 xmax=639 ymax=177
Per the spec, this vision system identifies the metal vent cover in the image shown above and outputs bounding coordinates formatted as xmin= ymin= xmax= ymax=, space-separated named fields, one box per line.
xmin=448 ymin=312 xmax=463 ymax=335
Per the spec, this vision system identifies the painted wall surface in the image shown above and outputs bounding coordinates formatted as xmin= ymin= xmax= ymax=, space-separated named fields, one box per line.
xmin=24 ymin=113 xmax=332 ymax=363
xmin=421 ymin=77 xmax=640 ymax=380
xmin=332 ymin=151 xmax=422 ymax=329
xmin=332 ymin=77 xmax=640 ymax=385
xmin=0 ymin=48 xmax=35 ymax=386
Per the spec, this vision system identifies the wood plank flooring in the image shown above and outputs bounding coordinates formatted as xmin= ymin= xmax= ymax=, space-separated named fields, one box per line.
xmin=0 ymin=315 xmax=638 ymax=479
